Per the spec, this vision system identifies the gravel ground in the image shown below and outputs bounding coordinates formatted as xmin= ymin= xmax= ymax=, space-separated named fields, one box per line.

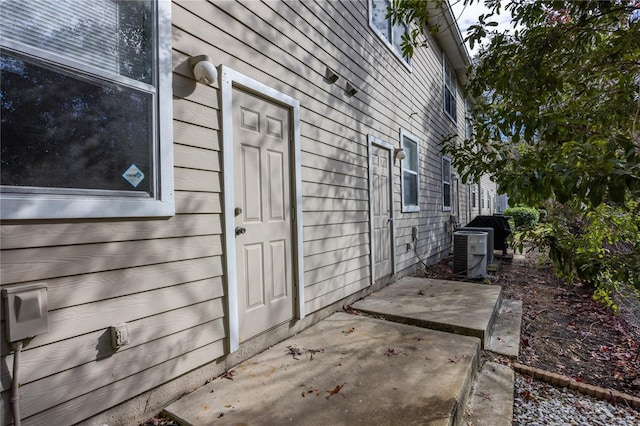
xmin=513 ymin=373 xmax=640 ymax=425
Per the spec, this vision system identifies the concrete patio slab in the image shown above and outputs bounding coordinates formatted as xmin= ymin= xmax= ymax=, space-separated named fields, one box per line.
xmin=164 ymin=313 xmax=480 ymax=426
xmin=350 ymin=277 xmax=502 ymax=346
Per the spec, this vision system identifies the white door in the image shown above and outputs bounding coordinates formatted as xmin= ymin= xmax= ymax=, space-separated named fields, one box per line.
xmin=233 ymin=88 xmax=294 ymax=341
xmin=371 ymin=144 xmax=393 ymax=278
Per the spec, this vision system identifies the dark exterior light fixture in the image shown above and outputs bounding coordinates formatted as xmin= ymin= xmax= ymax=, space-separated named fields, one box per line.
xmin=324 ymin=66 xmax=339 ymax=84
xmin=345 ymin=82 xmax=358 ymax=97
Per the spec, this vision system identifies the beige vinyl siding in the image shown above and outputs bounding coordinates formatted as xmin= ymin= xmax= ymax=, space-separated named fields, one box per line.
xmin=0 ymin=5 xmax=225 ymax=424
xmin=479 ymin=174 xmax=498 ymax=216
xmin=0 ymin=0 xmax=472 ymax=423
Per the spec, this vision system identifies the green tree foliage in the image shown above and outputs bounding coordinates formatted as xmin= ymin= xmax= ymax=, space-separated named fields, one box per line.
xmin=389 ymin=0 xmax=640 ymax=298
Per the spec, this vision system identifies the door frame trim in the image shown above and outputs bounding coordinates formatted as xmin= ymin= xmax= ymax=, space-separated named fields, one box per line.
xmin=220 ymin=66 xmax=305 ymax=353
xmin=367 ymin=135 xmax=397 ymax=283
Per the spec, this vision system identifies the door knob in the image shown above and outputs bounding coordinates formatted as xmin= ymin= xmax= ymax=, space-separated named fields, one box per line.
xmin=235 ymin=226 xmax=246 ymax=236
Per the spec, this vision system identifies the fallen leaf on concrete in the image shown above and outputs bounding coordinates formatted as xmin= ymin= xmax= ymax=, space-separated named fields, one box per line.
xmin=286 ymin=345 xmax=302 ymax=360
xmin=327 ymin=383 xmax=346 ymax=397
xmin=222 ymin=370 xmax=236 ymax=380
xmin=342 ymin=327 xmax=355 ymax=335
xmin=343 ymin=304 xmax=357 ymax=314
xmin=448 ymin=355 xmax=466 ymax=363
xmin=307 ymin=348 xmax=325 ymax=360
xmin=386 ymin=348 xmax=398 ymax=356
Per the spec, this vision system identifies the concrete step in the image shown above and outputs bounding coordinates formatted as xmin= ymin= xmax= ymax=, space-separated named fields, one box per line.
xmin=485 ymin=299 xmax=522 ymax=357
xmin=464 ymin=361 xmax=514 ymax=426
xmin=350 ymin=277 xmax=502 ymax=347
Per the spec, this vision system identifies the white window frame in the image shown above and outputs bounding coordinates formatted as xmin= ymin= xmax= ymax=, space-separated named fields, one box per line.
xmin=442 ymin=156 xmax=452 ymax=211
xmin=0 ymin=1 xmax=174 ymax=220
xmin=368 ymin=0 xmax=411 ymax=68
xmin=400 ymin=129 xmax=420 ymax=213
xmin=443 ymin=55 xmax=457 ymax=123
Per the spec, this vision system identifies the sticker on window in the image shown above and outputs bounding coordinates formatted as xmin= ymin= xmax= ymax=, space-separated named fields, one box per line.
xmin=122 ymin=164 xmax=145 ymax=188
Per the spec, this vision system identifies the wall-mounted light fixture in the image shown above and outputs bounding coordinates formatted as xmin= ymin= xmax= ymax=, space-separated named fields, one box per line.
xmin=190 ymin=55 xmax=217 ymax=85
xmin=345 ymin=82 xmax=358 ymax=97
xmin=395 ymin=149 xmax=406 ymax=162
xmin=324 ymin=66 xmax=339 ymax=84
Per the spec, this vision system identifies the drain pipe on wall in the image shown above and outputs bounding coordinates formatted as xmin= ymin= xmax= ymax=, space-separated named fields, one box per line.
xmin=10 ymin=341 xmax=24 ymax=426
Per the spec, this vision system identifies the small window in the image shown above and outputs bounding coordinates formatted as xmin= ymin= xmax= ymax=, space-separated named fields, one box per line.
xmin=442 ymin=157 xmax=452 ymax=211
xmin=443 ymin=56 xmax=457 ymax=122
xmin=465 ymin=107 xmax=473 ymax=140
xmin=481 ymin=189 xmax=486 ymax=209
xmin=471 ymin=185 xmax=477 ymax=209
xmin=0 ymin=0 xmax=174 ymax=219
xmin=369 ymin=0 xmax=410 ymax=65
xmin=400 ymin=130 xmax=419 ymax=212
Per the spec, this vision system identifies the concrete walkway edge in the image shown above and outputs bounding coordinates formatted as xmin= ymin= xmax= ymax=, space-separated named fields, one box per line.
xmin=465 ymin=361 xmax=514 ymax=426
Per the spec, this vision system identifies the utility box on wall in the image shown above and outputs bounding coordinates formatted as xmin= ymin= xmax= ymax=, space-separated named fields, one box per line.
xmin=2 ymin=282 xmax=49 ymax=342
xmin=453 ymin=231 xmax=488 ymax=279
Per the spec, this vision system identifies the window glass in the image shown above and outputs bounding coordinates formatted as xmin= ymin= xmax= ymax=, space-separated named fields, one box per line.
xmin=465 ymin=106 xmax=473 ymax=140
xmin=401 ymin=132 xmax=419 ymax=212
xmin=403 ymin=173 xmax=418 ymax=206
xmin=371 ymin=0 xmax=392 ymax=41
xmin=1 ymin=52 xmax=153 ymax=194
xmin=370 ymin=0 xmax=409 ymax=64
xmin=1 ymin=0 xmax=155 ymax=197
xmin=0 ymin=0 xmax=153 ymax=84
xmin=403 ymin=138 xmax=417 ymax=169
xmin=442 ymin=157 xmax=451 ymax=210
xmin=444 ymin=58 xmax=457 ymax=122
xmin=392 ymin=21 xmax=408 ymax=57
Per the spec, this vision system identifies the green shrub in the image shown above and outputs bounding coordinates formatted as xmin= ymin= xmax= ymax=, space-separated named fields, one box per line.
xmin=516 ymin=198 xmax=640 ymax=312
xmin=503 ymin=206 xmax=540 ymax=230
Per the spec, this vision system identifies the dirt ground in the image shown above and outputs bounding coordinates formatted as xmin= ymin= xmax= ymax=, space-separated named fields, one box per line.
xmin=419 ymin=250 xmax=640 ymax=397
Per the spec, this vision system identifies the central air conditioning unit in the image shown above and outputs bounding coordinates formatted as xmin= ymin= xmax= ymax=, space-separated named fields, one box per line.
xmin=453 ymin=231 xmax=488 ymax=279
